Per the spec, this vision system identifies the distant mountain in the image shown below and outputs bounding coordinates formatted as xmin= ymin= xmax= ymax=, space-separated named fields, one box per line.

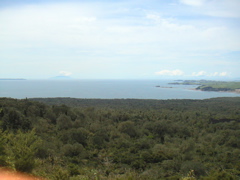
xmin=50 ymin=76 xmax=72 ymax=79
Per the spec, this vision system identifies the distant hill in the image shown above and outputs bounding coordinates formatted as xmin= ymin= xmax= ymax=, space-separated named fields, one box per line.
xmin=50 ymin=76 xmax=72 ymax=79
xmin=169 ymin=80 xmax=240 ymax=93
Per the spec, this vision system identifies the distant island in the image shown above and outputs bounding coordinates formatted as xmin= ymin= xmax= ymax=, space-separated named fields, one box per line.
xmin=155 ymin=85 xmax=173 ymax=88
xmin=0 ymin=78 xmax=26 ymax=80
xmin=50 ymin=76 xmax=72 ymax=80
xmin=169 ymin=80 xmax=240 ymax=93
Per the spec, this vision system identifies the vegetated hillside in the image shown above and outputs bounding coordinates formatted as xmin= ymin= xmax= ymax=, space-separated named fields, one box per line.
xmin=196 ymin=81 xmax=240 ymax=92
xmin=169 ymin=80 xmax=240 ymax=92
xmin=0 ymin=97 xmax=240 ymax=180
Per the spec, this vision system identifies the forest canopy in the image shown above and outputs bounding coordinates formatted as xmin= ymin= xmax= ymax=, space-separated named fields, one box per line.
xmin=0 ymin=97 xmax=240 ymax=179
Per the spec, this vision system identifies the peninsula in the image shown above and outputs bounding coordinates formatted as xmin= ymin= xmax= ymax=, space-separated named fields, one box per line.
xmin=169 ymin=80 xmax=240 ymax=93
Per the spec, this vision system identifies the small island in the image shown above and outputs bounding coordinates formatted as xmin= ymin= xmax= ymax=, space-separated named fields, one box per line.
xmin=169 ymin=80 xmax=240 ymax=93
xmin=155 ymin=85 xmax=173 ymax=88
xmin=0 ymin=78 xmax=26 ymax=80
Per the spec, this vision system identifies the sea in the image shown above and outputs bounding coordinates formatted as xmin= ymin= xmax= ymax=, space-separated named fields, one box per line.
xmin=1 ymin=79 xmax=240 ymax=100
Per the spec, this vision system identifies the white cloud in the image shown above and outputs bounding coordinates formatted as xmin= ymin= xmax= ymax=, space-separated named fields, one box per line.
xmin=155 ymin=70 xmax=184 ymax=76
xmin=179 ymin=0 xmax=240 ymax=18
xmin=1 ymin=2 xmax=237 ymax=52
xmin=219 ymin=72 xmax=228 ymax=76
xmin=0 ymin=1 xmax=239 ymax=79
xmin=59 ymin=71 xmax=72 ymax=76
xmin=192 ymin=71 xmax=207 ymax=76
xmin=192 ymin=71 xmax=228 ymax=77
xmin=179 ymin=0 xmax=205 ymax=6
xmin=205 ymin=0 xmax=240 ymax=18
xmin=0 ymin=2 xmax=238 ymax=60
xmin=212 ymin=72 xmax=219 ymax=76
xmin=146 ymin=13 xmax=194 ymax=31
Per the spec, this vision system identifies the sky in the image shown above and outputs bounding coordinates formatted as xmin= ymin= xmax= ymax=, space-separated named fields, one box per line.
xmin=0 ymin=0 xmax=240 ymax=80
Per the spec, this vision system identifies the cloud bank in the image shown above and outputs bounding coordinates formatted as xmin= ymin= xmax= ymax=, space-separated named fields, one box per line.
xmin=155 ymin=70 xmax=184 ymax=76
xmin=155 ymin=70 xmax=229 ymax=77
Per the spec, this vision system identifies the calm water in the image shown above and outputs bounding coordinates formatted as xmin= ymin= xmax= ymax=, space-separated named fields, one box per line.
xmin=0 ymin=79 xmax=240 ymax=99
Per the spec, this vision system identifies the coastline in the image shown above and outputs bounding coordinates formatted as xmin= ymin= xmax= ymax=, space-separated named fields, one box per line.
xmin=1 ymin=80 xmax=240 ymax=99
xmin=191 ymin=88 xmax=240 ymax=94
xmin=169 ymin=80 xmax=240 ymax=94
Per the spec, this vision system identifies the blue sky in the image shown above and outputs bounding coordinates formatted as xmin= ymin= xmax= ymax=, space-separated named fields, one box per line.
xmin=0 ymin=0 xmax=240 ymax=79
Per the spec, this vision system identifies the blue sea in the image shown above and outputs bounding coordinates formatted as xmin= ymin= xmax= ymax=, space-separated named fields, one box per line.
xmin=0 ymin=79 xmax=240 ymax=99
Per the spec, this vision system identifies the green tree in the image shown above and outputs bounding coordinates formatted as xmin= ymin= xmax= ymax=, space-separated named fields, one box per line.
xmin=5 ymin=129 xmax=42 ymax=173
xmin=56 ymin=114 xmax=72 ymax=130
xmin=118 ymin=121 xmax=137 ymax=138
xmin=2 ymin=109 xmax=31 ymax=131
xmin=0 ymin=129 xmax=7 ymax=165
